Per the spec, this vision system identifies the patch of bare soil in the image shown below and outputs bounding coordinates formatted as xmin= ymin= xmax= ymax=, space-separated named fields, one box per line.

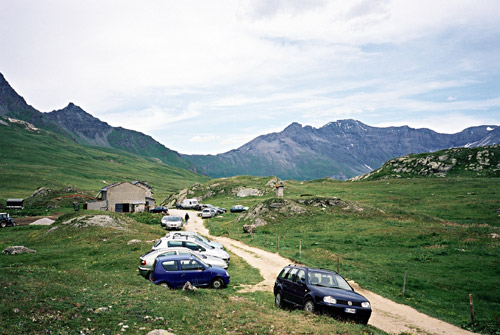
xmin=171 ymin=209 xmax=478 ymax=335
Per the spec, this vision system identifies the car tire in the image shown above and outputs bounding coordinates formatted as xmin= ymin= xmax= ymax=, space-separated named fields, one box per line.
xmin=304 ymin=300 xmax=315 ymax=314
xmin=211 ymin=277 xmax=224 ymax=289
xmin=275 ymin=292 xmax=283 ymax=309
xmin=359 ymin=317 xmax=369 ymax=325
xmin=148 ymin=272 xmax=154 ymax=282
xmin=160 ymin=282 xmax=171 ymax=289
xmin=0 ymin=221 xmax=6 ymax=228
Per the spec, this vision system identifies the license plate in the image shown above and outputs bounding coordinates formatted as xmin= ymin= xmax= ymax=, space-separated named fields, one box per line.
xmin=345 ymin=308 xmax=356 ymax=314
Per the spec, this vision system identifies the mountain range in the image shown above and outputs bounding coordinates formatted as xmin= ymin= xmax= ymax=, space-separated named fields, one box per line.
xmin=1 ymin=72 xmax=499 ymax=180
xmin=184 ymin=120 xmax=500 ymax=179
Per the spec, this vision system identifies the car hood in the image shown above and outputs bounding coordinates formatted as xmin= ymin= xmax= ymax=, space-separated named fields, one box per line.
xmin=204 ymin=255 xmax=228 ymax=268
xmin=310 ymin=286 xmax=368 ymax=302
xmin=208 ymin=248 xmax=229 ymax=259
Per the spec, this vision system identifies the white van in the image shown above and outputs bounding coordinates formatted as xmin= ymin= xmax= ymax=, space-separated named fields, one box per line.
xmin=180 ymin=198 xmax=199 ymax=209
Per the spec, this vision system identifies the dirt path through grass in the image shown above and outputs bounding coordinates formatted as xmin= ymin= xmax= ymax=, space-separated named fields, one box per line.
xmin=174 ymin=210 xmax=477 ymax=335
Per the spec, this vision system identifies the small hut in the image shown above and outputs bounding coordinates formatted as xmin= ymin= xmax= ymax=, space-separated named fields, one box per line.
xmin=275 ymin=184 xmax=284 ymax=197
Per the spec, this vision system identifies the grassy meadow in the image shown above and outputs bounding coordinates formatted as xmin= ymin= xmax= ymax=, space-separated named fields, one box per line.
xmin=0 ymin=212 xmax=385 ymax=335
xmin=189 ymin=176 xmax=499 ymax=333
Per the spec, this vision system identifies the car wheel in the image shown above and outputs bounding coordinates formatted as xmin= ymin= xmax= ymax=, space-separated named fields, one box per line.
xmin=148 ymin=272 xmax=154 ymax=282
xmin=358 ymin=317 xmax=369 ymax=325
xmin=304 ymin=300 xmax=315 ymax=314
xmin=211 ymin=277 xmax=224 ymax=289
xmin=0 ymin=221 xmax=6 ymax=228
xmin=275 ymin=292 xmax=283 ymax=309
xmin=160 ymin=282 xmax=171 ymax=289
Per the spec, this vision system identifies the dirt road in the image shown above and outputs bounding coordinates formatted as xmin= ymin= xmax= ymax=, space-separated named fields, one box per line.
xmin=174 ymin=210 xmax=477 ymax=335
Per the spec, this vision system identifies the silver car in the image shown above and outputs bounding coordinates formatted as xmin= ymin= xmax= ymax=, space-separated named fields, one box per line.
xmin=138 ymin=247 xmax=228 ymax=279
xmin=153 ymin=237 xmax=230 ymax=263
xmin=165 ymin=231 xmax=225 ymax=250
xmin=161 ymin=216 xmax=183 ymax=230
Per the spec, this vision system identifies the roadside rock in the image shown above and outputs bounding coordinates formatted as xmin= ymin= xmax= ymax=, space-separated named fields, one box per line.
xmin=30 ymin=218 xmax=55 ymax=225
xmin=47 ymin=226 xmax=59 ymax=234
xmin=147 ymin=330 xmax=175 ymax=335
xmin=63 ymin=215 xmax=129 ymax=230
xmin=127 ymin=239 xmax=142 ymax=245
xmin=243 ymin=224 xmax=256 ymax=234
xmin=3 ymin=246 xmax=36 ymax=255
xmin=182 ymin=281 xmax=197 ymax=291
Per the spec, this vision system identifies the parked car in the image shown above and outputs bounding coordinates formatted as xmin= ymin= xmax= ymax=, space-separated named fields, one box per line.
xmin=138 ymin=247 xmax=228 ymax=279
xmin=161 ymin=216 xmax=183 ymax=230
xmin=150 ymin=254 xmax=230 ymax=289
xmin=166 ymin=231 xmax=225 ymax=249
xmin=153 ymin=238 xmax=230 ymax=263
xmin=274 ymin=265 xmax=371 ymax=324
xmin=201 ymin=208 xmax=213 ymax=218
xmin=215 ymin=207 xmax=226 ymax=214
xmin=0 ymin=213 xmax=15 ymax=228
xmin=150 ymin=206 xmax=168 ymax=214
xmin=230 ymin=205 xmax=249 ymax=213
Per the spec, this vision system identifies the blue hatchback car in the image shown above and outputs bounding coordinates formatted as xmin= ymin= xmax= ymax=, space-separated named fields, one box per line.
xmin=150 ymin=254 xmax=230 ymax=289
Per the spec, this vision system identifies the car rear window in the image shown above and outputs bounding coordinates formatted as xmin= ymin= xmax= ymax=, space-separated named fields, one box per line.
xmin=278 ymin=268 xmax=289 ymax=279
xmin=284 ymin=268 xmax=298 ymax=281
xmin=162 ymin=260 xmax=178 ymax=271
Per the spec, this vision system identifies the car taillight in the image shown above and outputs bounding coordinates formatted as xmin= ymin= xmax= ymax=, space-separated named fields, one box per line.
xmin=141 ymin=260 xmax=146 ymax=266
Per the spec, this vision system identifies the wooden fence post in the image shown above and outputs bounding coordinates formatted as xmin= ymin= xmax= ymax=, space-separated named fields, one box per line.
xmin=299 ymin=240 xmax=302 ymax=256
xmin=337 ymin=256 xmax=340 ymax=273
xmin=469 ymin=294 xmax=475 ymax=324
xmin=277 ymin=236 xmax=280 ymax=252
xmin=403 ymin=272 xmax=407 ymax=296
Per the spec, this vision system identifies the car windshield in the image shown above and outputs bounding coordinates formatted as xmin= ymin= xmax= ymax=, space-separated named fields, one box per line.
xmin=166 ymin=216 xmax=182 ymax=222
xmin=307 ymin=271 xmax=352 ymax=291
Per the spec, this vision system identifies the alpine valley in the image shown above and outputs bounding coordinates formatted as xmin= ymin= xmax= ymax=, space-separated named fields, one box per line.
xmin=1 ymin=72 xmax=499 ymax=181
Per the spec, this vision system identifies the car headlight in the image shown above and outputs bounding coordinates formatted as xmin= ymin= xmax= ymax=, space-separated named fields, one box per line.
xmin=361 ymin=301 xmax=371 ymax=308
xmin=323 ymin=296 xmax=337 ymax=304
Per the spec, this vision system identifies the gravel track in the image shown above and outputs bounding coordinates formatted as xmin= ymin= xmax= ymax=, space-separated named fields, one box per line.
xmin=173 ymin=210 xmax=477 ymax=335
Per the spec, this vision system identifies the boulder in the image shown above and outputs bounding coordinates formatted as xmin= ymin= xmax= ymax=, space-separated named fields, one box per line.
xmin=3 ymin=246 xmax=36 ymax=255
xmin=147 ymin=330 xmax=175 ymax=335
xmin=243 ymin=224 xmax=256 ymax=234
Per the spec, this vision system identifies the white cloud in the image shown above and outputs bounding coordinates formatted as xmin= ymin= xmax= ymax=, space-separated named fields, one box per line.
xmin=190 ymin=134 xmax=220 ymax=143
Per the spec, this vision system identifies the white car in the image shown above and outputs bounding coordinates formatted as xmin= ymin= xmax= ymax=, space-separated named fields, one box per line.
xmin=161 ymin=216 xmax=183 ymax=230
xmin=138 ymin=247 xmax=228 ymax=279
xmin=201 ymin=208 xmax=213 ymax=218
xmin=153 ymin=237 xmax=230 ymax=262
xmin=165 ymin=231 xmax=225 ymax=249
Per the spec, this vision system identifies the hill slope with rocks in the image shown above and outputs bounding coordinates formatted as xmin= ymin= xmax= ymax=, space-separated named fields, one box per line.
xmin=351 ymin=144 xmax=500 ymax=181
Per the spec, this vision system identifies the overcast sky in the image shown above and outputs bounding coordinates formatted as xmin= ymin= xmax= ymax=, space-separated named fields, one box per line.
xmin=1 ymin=0 xmax=499 ymax=154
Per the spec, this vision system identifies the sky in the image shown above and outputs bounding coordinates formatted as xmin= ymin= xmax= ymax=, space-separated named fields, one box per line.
xmin=1 ymin=0 xmax=499 ymax=154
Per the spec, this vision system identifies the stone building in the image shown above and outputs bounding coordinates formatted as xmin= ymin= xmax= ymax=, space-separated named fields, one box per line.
xmin=85 ymin=181 xmax=155 ymax=213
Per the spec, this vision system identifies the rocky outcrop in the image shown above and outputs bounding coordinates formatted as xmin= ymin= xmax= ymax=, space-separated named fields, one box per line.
xmin=233 ymin=187 xmax=263 ymax=197
xmin=3 ymin=246 xmax=36 ymax=255
xmin=352 ymin=145 xmax=500 ymax=180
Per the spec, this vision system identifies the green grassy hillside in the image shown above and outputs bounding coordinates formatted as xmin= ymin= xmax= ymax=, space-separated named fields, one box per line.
xmin=181 ymin=175 xmax=499 ymax=333
xmin=0 ymin=117 xmax=209 ymax=201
